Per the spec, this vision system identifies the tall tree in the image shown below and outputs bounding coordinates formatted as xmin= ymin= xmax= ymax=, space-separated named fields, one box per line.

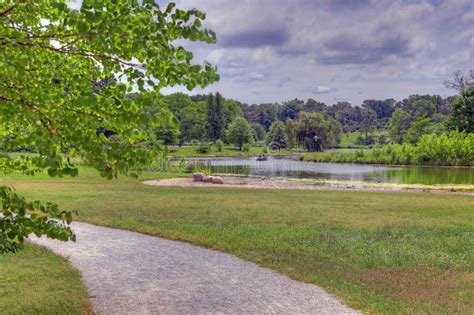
xmin=297 ymin=112 xmax=341 ymax=151
xmin=206 ymin=92 xmax=225 ymax=142
xmin=449 ymin=87 xmax=474 ymax=133
xmin=214 ymin=92 xmax=225 ymax=139
xmin=285 ymin=119 xmax=298 ymax=149
xmin=0 ymin=1 xmax=218 ymax=253
xmin=279 ymin=99 xmax=303 ymax=121
xmin=303 ymin=98 xmax=327 ymax=112
xmin=180 ymin=101 xmax=207 ymax=143
xmin=362 ymin=99 xmax=395 ymax=119
xmin=251 ymin=123 xmax=266 ymax=142
xmin=388 ymin=109 xmax=409 ymax=144
xmin=223 ymin=98 xmax=242 ymax=128
xmin=225 ymin=117 xmax=253 ymax=150
xmin=360 ymin=108 xmax=377 ymax=145
xmin=206 ymin=93 xmax=216 ymax=141
xmin=445 ymin=71 xmax=474 ymax=133
xmin=403 ymin=117 xmax=444 ymax=144
xmin=162 ymin=93 xmax=194 ymax=146
xmin=266 ymin=120 xmax=288 ymax=149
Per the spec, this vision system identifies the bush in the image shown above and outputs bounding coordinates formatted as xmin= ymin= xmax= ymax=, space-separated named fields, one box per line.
xmin=303 ymin=131 xmax=473 ymax=166
xmin=196 ymin=143 xmax=211 ymax=154
xmin=215 ymin=139 xmax=224 ymax=152
xmin=243 ymin=143 xmax=251 ymax=153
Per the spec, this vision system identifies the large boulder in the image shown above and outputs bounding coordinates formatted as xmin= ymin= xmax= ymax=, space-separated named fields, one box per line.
xmin=192 ymin=172 xmax=205 ymax=182
xmin=202 ymin=175 xmax=214 ymax=182
xmin=212 ymin=176 xmax=224 ymax=184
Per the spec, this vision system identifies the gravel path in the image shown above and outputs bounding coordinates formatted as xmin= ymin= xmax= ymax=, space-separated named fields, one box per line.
xmin=32 ymin=222 xmax=358 ymax=314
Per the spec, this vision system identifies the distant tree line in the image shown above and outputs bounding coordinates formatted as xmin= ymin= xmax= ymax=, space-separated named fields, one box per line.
xmin=144 ymin=71 xmax=473 ymax=151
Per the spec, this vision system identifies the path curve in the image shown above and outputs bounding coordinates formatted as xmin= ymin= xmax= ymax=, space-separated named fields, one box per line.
xmin=32 ymin=222 xmax=358 ymax=314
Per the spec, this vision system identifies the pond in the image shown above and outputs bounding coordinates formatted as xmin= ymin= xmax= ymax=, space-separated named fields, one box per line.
xmin=194 ymin=157 xmax=474 ymax=185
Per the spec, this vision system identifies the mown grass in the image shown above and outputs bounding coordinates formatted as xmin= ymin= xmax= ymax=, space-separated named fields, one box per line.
xmin=0 ymin=244 xmax=91 ymax=314
xmin=339 ymin=130 xmax=385 ymax=148
xmin=2 ymin=167 xmax=473 ymax=314
xmin=167 ymin=144 xmax=294 ymax=157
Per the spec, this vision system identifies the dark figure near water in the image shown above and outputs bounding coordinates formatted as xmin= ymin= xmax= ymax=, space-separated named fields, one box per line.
xmin=256 ymin=154 xmax=268 ymax=161
xmin=305 ymin=135 xmax=322 ymax=152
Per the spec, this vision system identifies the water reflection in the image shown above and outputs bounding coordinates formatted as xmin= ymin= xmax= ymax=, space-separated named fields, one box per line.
xmin=195 ymin=157 xmax=473 ymax=185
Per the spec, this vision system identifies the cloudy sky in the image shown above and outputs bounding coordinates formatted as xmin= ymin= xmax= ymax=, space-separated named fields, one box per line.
xmin=162 ymin=0 xmax=473 ymax=105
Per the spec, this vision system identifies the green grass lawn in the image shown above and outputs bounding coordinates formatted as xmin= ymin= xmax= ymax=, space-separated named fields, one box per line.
xmin=340 ymin=130 xmax=386 ymax=148
xmin=0 ymin=244 xmax=91 ymax=314
xmin=2 ymin=167 xmax=473 ymax=314
xmin=167 ymin=144 xmax=294 ymax=157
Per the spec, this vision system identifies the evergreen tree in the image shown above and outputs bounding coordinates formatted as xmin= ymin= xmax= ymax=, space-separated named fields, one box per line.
xmin=251 ymin=123 xmax=266 ymax=142
xmin=206 ymin=92 xmax=225 ymax=142
xmin=206 ymin=93 xmax=216 ymax=141
xmin=266 ymin=120 xmax=288 ymax=149
xmin=214 ymin=92 xmax=225 ymax=140
xmin=360 ymin=108 xmax=377 ymax=145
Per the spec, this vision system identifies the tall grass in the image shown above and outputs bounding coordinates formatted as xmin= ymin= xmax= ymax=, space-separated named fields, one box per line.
xmin=304 ymin=131 xmax=474 ymax=166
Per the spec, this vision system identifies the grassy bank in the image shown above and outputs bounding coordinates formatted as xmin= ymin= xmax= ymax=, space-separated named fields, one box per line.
xmin=2 ymin=167 xmax=473 ymax=314
xmin=167 ymin=144 xmax=294 ymax=157
xmin=0 ymin=244 xmax=91 ymax=314
xmin=339 ymin=129 xmax=385 ymax=148
xmin=304 ymin=132 xmax=474 ymax=166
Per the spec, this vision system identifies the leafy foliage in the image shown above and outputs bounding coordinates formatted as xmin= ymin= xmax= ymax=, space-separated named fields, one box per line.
xmin=162 ymin=93 xmax=205 ymax=145
xmin=251 ymin=123 xmax=266 ymax=142
xmin=215 ymin=139 xmax=224 ymax=152
xmin=305 ymin=131 xmax=473 ymax=166
xmin=297 ymin=112 xmax=342 ymax=151
xmin=403 ymin=116 xmax=444 ymax=144
xmin=196 ymin=143 xmax=211 ymax=154
xmin=266 ymin=120 xmax=288 ymax=149
xmin=449 ymin=87 xmax=474 ymax=133
xmin=0 ymin=1 xmax=218 ymax=252
xmin=284 ymin=119 xmax=298 ymax=149
xmin=225 ymin=117 xmax=254 ymax=150
xmin=206 ymin=93 xmax=225 ymax=142
xmin=388 ymin=109 xmax=409 ymax=144
xmin=0 ymin=186 xmax=75 ymax=253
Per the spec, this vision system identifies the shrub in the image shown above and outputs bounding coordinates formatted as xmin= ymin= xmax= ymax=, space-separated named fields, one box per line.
xmin=215 ymin=139 xmax=224 ymax=152
xmin=303 ymin=131 xmax=473 ymax=166
xmin=243 ymin=143 xmax=251 ymax=153
xmin=196 ymin=143 xmax=211 ymax=154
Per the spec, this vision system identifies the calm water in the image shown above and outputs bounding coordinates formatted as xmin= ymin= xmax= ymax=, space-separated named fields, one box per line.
xmin=195 ymin=157 xmax=474 ymax=185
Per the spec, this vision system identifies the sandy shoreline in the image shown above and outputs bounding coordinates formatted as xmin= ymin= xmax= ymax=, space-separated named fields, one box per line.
xmin=143 ymin=177 xmax=474 ymax=195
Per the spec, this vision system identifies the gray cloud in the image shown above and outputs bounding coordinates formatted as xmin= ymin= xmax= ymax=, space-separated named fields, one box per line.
xmin=219 ymin=28 xmax=289 ymax=48
xmin=169 ymin=0 xmax=472 ymax=104
xmin=319 ymin=32 xmax=412 ymax=64
xmin=319 ymin=0 xmax=372 ymax=11
xmin=277 ymin=76 xmax=291 ymax=87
